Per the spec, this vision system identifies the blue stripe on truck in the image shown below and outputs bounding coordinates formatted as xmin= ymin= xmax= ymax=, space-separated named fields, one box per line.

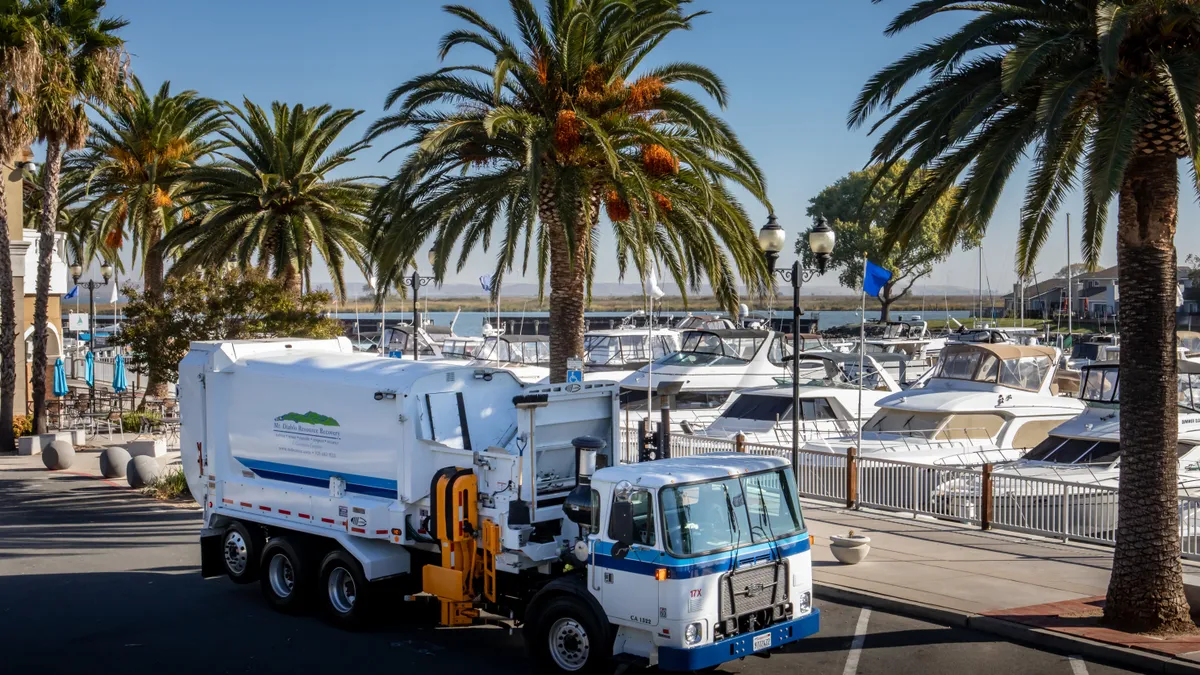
xmin=592 ymin=533 xmax=810 ymax=578
xmin=234 ymin=457 xmax=399 ymax=499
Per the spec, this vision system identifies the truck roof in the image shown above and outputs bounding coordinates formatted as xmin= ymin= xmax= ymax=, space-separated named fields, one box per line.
xmin=228 ymin=347 xmax=526 ymax=390
xmin=595 ymin=453 xmax=790 ymax=488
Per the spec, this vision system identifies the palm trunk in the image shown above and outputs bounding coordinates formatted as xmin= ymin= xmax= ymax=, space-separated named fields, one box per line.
xmin=283 ymin=262 xmax=301 ymax=297
xmin=140 ymin=208 xmax=168 ymax=406
xmin=1104 ymin=151 xmax=1193 ymax=632
xmin=31 ymin=140 xmax=62 ymax=435
xmin=0 ymin=171 xmax=17 ymax=452
xmin=539 ymin=181 xmax=594 ymax=383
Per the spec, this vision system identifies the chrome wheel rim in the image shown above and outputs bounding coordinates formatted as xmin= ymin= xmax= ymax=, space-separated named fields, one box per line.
xmin=548 ymin=618 xmax=590 ymax=671
xmin=328 ymin=567 xmax=356 ymax=615
xmin=268 ymin=553 xmax=295 ymax=598
xmin=223 ymin=531 xmax=248 ymax=575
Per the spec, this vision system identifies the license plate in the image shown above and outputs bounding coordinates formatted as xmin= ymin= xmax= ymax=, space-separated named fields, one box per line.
xmin=752 ymin=633 xmax=772 ymax=651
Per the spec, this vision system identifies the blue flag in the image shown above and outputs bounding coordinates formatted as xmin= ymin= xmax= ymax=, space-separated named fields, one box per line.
xmin=863 ymin=260 xmax=893 ymax=298
xmin=480 ymin=275 xmax=493 ymax=292
xmin=63 ymin=285 xmax=78 ymax=300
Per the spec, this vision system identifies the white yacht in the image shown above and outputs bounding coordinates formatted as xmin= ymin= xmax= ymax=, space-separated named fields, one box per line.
xmin=931 ymin=361 xmax=1200 ymax=537
xmin=800 ymin=343 xmax=1086 ymax=466
xmin=618 ymin=328 xmax=827 ymax=432
xmin=830 ymin=319 xmax=944 ymax=387
xmin=581 ymin=326 xmax=681 ymax=383
xmin=467 ymin=334 xmax=551 ymax=382
xmin=699 ymin=352 xmax=903 ymax=446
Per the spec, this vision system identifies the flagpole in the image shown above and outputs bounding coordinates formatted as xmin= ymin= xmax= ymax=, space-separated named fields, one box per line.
xmin=857 ymin=253 xmax=867 ymax=455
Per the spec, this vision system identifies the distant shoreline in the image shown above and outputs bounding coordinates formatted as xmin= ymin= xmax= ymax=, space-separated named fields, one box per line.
xmin=332 ymin=294 xmax=1002 ymax=313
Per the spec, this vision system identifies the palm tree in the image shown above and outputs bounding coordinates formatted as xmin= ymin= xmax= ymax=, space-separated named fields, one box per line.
xmin=367 ymin=0 xmax=770 ymax=381
xmin=24 ymin=159 xmax=121 ymax=271
xmin=0 ymin=0 xmax=44 ymax=451
xmin=72 ymin=77 xmax=225 ymax=298
xmin=852 ymin=0 xmax=1200 ymax=632
xmin=29 ymin=0 xmax=125 ymax=434
xmin=164 ymin=99 xmax=372 ymax=298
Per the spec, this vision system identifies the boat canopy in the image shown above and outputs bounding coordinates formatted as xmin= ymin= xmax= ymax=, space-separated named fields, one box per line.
xmin=1079 ymin=360 xmax=1200 ymax=412
xmin=474 ymin=335 xmax=550 ymax=365
xmin=657 ymin=329 xmax=772 ymax=366
xmin=933 ymin=343 xmax=1057 ymax=392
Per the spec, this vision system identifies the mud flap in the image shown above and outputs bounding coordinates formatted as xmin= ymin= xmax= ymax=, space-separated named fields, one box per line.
xmin=200 ymin=534 xmax=224 ymax=578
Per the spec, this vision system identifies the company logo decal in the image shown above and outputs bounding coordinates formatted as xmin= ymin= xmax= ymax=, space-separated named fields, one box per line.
xmin=275 ymin=411 xmax=340 ymax=427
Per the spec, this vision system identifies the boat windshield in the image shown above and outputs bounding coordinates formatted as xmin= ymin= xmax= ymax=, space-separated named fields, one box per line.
xmin=583 ymin=334 xmax=674 ymax=367
xmin=1022 ymin=435 xmax=1195 ymax=465
xmin=619 ymin=388 xmax=732 ymax=411
xmin=656 ymin=331 xmax=764 ymax=367
xmin=935 ymin=348 xmax=1052 ymax=391
xmin=441 ymin=338 xmax=480 ymax=359
xmin=862 ymin=410 xmax=1005 ymax=442
xmin=1080 ymin=366 xmax=1200 ymax=412
xmin=474 ymin=338 xmax=549 ymax=365
xmin=719 ymin=394 xmax=838 ymax=423
xmin=659 ymin=469 xmax=804 ymax=557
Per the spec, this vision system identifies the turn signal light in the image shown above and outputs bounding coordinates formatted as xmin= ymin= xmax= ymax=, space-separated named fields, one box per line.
xmin=654 ymin=568 xmax=668 ymax=581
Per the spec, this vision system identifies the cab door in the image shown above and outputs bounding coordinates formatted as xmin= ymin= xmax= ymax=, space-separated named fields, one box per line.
xmin=597 ymin=488 xmax=661 ymax=628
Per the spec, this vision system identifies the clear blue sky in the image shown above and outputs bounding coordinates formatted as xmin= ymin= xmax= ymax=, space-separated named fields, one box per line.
xmin=94 ymin=0 xmax=1197 ymax=296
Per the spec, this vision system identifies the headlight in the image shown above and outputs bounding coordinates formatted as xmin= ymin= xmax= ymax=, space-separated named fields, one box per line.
xmin=797 ymin=591 xmax=811 ymax=613
xmin=684 ymin=621 xmax=703 ymax=645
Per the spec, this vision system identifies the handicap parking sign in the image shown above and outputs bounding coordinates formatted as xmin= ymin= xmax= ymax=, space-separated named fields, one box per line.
xmin=566 ymin=357 xmax=583 ymax=383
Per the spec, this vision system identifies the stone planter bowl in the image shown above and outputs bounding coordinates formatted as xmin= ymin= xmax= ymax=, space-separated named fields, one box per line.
xmin=829 ymin=534 xmax=871 ymax=565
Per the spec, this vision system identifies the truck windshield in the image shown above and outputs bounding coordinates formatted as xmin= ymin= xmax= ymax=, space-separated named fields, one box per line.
xmin=659 ymin=470 xmax=804 ymax=557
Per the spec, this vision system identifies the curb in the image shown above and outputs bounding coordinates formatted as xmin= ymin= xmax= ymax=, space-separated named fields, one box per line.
xmin=814 ymin=582 xmax=1200 ymax=675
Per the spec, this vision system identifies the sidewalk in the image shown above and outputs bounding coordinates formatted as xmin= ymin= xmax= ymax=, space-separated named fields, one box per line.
xmin=803 ymin=500 xmax=1200 ymax=673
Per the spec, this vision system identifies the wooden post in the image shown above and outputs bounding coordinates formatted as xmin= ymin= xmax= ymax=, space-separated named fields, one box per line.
xmin=846 ymin=447 xmax=858 ymax=509
xmin=735 ymin=432 xmax=746 ymax=454
xmin=981 ymin=463 xmax=994 ymax=530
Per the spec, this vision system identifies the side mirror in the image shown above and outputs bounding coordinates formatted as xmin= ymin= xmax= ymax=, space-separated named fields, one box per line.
xmin=610 ymin=500 xmax=634 ymax=548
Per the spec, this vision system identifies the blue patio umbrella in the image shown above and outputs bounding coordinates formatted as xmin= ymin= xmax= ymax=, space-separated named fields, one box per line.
xmin=112 ymin=353 xmax=128 ymax=393
xmin=85 ymin=351 xmax=94 ymax=388
xmin=53 ymin=357 xmax=68 ymax=397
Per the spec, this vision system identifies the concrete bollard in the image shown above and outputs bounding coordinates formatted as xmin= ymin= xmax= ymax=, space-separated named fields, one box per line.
xmin=42 ymin=440 xmax=75 ymax=471
xmin=100 ymin=447 xmax=132 ymax=479
xmin=126 ymin=456 xmax=162 ymax=488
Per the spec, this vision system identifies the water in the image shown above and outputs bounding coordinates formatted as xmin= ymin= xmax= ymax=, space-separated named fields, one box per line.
xmin=328 ymin=309 xmax=977 ymax=337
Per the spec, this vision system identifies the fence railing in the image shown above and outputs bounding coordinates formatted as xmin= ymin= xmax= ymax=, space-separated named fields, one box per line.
xmin=618 ymin=431 xmax=1200 ymax=561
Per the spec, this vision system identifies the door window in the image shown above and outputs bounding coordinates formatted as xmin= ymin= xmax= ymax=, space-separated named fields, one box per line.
xmin=610 ymin=489 xmax=655 ymax=546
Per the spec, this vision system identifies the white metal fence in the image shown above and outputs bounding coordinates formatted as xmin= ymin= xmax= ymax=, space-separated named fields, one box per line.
xmin=618 ymin=431 xmax=1200 ymax=562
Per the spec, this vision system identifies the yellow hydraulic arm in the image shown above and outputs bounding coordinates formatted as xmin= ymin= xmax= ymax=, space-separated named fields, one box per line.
xmin=422 ymin=467 xmax=501 ymax=626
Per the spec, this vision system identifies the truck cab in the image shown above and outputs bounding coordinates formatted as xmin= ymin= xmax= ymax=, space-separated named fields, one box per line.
xmin=546 ymin=453 xmax=818 ymax=672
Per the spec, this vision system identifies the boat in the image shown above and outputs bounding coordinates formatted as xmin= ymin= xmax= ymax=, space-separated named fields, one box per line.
xmin=467 ymin=334 xmax=551 ymax=382
xmin=828 ymin=319 xmax=944 ymax=387
xmin=936 ymin=360 xmax=1200 ymax=538
xmin=799 ymin=343 xmax=1086 ymax=467
xmin=698 ymin=352 xmax=903 ymax=446
xmin=1063 ymin=333 xmax=1120 ymax=370
xmin=947 ymin=326 xmax=1044 ymax=346
xmin=617 ymin=328 xmax=828 ymax=434
xmin=581 ymin=326 xmax=682 ymax=383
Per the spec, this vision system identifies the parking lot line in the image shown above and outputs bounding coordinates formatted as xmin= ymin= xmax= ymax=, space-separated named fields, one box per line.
xmin=1069 ymin=656 xmax=1089 ymax=675
xmin=842 ymin=606 xmax=872 ymax=675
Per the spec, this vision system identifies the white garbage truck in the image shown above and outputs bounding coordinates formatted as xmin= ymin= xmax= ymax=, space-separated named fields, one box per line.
xmin=181 ymin=338 xmax=819 ymax=672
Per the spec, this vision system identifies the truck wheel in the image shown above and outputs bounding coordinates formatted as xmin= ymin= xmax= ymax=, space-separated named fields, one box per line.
xmin=221 ymin=521 xmax=263 ymax=584
xmin=259 ymin=537 xmax=312 ymax=613
xmin=318 ymin=550 xmax=371 ymax=629
xmin=529 ymin=596 xmax=611 ymax=674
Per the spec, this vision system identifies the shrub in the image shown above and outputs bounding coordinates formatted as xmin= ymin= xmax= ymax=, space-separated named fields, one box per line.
xmin=121 ymin=412 xmax=161 ymax=433
xmin=144 ymin=466 xmax=190 ymax=501
xmin=12 ymin=415 xmax=32 ymax=439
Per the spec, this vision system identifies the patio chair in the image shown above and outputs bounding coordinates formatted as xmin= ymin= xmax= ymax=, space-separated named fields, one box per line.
xmin=96 ymin=411 xmax=125 ymax=443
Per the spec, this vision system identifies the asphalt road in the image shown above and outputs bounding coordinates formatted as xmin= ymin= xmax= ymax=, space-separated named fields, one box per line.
xmin=0 ymin=456 xmax=1142 ymax=675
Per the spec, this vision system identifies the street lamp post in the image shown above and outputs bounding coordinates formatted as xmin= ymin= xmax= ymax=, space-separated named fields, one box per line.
xmin=400 ymin=250 xmax=437 ymax=361
xmin=758 ymin=214 xmax=835 ymax=475
xmin=69 ymin=260 xmax=113 ymax=411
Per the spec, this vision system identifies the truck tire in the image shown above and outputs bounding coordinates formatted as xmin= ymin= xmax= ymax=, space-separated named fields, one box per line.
xmin=528 ymin=595 xmax=611 ymax=674
xmin=221 ymin=522 xmax=263 ymax=584
xmin=259 ymin=537 xmax=312 ymax=613
xmin=318 ymin=550 xmax=371 ymax=629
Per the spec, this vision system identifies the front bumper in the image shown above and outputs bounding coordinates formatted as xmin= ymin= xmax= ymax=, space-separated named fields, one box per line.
xmin=657 ymin=609 xmax=820 ymax=671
